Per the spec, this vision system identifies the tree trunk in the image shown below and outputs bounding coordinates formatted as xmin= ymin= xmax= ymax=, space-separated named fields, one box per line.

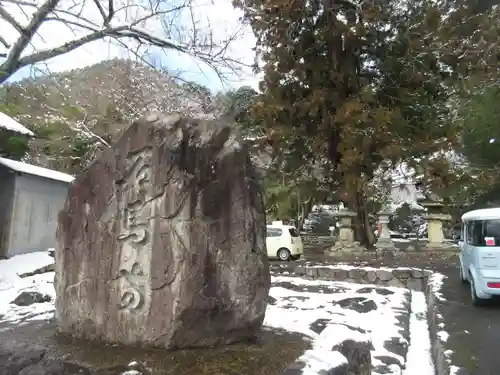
xmin=353 ymin=188 xmax=376 ymax=248
xmin=298 ymin=197 xmax=313 ymax=231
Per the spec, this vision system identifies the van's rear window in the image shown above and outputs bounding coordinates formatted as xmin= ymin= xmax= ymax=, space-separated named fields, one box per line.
xmin=484 ymin=220 xmax=500 ymax=245
xmin=468 ymin=219 xmax=500 ymax=246
xmin=288 ymin=228 xmax=299 ymax=237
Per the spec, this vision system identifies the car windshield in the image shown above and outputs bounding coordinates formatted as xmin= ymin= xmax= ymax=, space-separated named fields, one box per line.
xmin=288 ymin=228 xmax=299 ymax=237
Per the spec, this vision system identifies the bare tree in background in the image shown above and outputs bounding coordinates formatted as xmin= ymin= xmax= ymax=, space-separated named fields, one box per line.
xmin=0 ymin=0 xmax=242 ymax=84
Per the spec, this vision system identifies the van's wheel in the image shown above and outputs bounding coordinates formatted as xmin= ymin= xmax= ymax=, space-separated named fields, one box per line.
xmin=277 ymin=248 xmax=291 ymax=261
xmin=470 ymin=274 xmax=487 ymax=306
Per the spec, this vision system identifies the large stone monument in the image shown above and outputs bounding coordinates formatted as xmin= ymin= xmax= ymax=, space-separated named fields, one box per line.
xmin=55 ymin=114 xmax=270 ymax=348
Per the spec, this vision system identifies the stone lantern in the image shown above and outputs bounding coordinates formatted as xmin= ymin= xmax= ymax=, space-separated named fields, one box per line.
xmin=419 ymin=200 xmax=452 ymax=249
xmin=375 ymin=208 xmax=398 ymax=256
xmin=325 ymin=208 xmax=365 ymax=256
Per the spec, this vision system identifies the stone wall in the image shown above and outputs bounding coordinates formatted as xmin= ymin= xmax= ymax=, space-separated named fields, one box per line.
xmin=301 ymin=235 xmax=335 ymax=248
xmin=270 ymin=262 xmax=431 ymax=291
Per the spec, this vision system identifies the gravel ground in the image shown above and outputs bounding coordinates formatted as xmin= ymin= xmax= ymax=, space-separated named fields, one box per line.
xmin=0 ymin=319 xmax=310 ymax=375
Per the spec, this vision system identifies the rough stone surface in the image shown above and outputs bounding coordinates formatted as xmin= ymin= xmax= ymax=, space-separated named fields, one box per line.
xmin=10 ymin=292 xmax=52 ymax=306
xmin=55 ymin=114 xmax=270 ymax=348
xmin=18 ymin=264 xmax=54 ymax=278
xmin=332 ymin=339 xmax=372 ymax=375
xmin=376 ymin=270 xmax=393 ymax=282
xmin=336 ymin=297 xmax=377 ymax=314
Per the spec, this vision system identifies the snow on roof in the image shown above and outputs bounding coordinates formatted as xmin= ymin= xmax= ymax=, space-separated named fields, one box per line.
xmin=0 ymin=157 xmax=74 ymax=183
xmin=461 ymin=208 xmax=500 ymax=221
xmin=389 ymin=200 xmax=425 ymax=211
xmin=0 ymin=112 xmax=34 ymax=136
xmin=391 ymin=162 xmax=416 ymax=184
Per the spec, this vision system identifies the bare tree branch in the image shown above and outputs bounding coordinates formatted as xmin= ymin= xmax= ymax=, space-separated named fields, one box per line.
xmin=91 ymin=0 xmax=107 ymax=24
xmin=0 ymin=0 xmax=246 ymax=84
xmin=0 ymin=5 xmax=25 ymax=34
xmin=1 ymin=0 xmax=60 ymax=78
xmin=14 ymin=28 xmax=109 ymax=69
xmin=0 ymin=34 xmax=10 ymax=49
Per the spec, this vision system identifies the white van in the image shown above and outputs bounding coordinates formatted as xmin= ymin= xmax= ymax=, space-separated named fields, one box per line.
xmin=266 ymin=224 xmax=303 ymax=261
xmin=459 ymin=208 xmax=500 ymax=305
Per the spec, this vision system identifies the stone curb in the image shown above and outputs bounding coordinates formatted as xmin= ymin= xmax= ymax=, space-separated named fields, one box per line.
xmin=426 ymin=282 xmax=450 ymax=375
xmin=271 ymin=262 xmax=432 ymax=291
xmin=426 ymin=278 xmax=469 ymax=375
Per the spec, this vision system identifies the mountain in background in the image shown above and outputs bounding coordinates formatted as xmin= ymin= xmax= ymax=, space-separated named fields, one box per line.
xmin=0 ymin=59 xmax=224 ymax=174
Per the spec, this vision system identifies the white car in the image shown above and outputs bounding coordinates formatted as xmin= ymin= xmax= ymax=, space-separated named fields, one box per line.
xmin=459 ymin=207 xmax=500 ymax=306
xmin=266 ymin=224 xmax=303 ymax=261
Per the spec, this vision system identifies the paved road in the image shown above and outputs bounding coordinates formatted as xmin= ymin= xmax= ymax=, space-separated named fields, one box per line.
xmin=438 ymin=266 xmax=500 ymax=375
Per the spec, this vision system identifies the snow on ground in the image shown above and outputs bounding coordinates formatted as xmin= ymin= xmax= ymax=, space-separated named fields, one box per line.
xmin=0 ymin=253 xmax=435 ymax=375
xmin=0 ymin=252 xmax=55 ymax=324
xmin=429 ymin=272 xmax=447 ymax=302
xmin=0 ymin=252 xmax=53 ymax=277
xmin=403 ymin=291 xmax=434 ymax=375
xmin=264 ymin=275 xmax=435 ymax=375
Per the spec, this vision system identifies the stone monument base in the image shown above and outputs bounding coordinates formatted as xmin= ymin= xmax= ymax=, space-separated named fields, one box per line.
xmin=325 ymin=241 xmax=366 ymax=258
xmin=375 ymin=238 xmax=399 ymax=258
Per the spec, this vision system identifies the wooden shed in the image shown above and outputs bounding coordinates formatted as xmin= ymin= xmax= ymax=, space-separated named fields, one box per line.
xmin=0 ymin=157 xmax=74 ymax=258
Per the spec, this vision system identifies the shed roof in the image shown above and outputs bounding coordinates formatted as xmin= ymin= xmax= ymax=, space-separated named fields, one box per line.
xmin=0 ymin=157 xmax=74 ymax=183
xmin=0 ymin=112 xmax=34 ymax=136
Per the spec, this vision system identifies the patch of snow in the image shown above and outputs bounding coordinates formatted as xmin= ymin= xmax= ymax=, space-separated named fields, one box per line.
xmin=0 ymin=156 xmax=74 ymax=183
xmin=293 ymin=349 xmax=347 ymax=374
xmin=305 ymin=264 xmax=429 ymax=273
xmin=402 ymin=291 xmax=435 ymax=375
xmin=438 ymin=331 xmax=449 ymax=342
xmin=393 ymin=238 xmax=411 ymax=243
xmin=312 ymin=203 xmax=343 ymax=212
xmin=0 ymin=252 xmax=55 ymax=323
xmin=0 ymin=271 xmax=55 ymax=323
xmin=265 ymin=275 xmax=413 ymax=374
xmin=0 ymin=252 xmax=54 ymax=278
xmin=428 ymin=273 xmax=447 ymax=301
xmin=0 ymin=112 xmax=34 ymax=136
xmin=389 ymin=200 xmax=425 ymax=211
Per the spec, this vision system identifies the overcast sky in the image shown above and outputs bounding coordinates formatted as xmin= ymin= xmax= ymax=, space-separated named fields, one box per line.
xmin=0 ymin=0 xmax=259 ymax=92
